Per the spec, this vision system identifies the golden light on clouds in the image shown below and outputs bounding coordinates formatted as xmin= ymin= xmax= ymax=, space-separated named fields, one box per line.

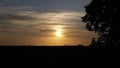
xmin=0 ymin=0 xmax=96 ymax=46
xmin=0 ymin=11 xmax=98 ymax=46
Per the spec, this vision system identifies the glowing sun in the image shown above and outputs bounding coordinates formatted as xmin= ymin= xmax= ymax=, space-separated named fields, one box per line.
xmin=55 ymin=28 xmax=63 ymax=37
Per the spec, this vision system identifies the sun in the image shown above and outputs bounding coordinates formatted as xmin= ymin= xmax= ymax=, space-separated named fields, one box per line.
xmin=55 ymin=28 xmax=63 ymax=37
xmin=56 ymin=31 xmax=62 ymax=37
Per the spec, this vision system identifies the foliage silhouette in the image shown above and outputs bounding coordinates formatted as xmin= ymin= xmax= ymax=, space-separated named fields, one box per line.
xmin=82 ymin=0 xmax=120 ymax=46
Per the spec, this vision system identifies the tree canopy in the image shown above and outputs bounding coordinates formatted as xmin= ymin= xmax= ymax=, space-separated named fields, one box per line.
xmin=82 ymin=0 xmax=120 ymax=46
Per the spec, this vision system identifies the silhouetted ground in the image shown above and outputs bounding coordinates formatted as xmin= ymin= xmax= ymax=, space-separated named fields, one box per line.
xmin=0 ymin=45 xmax=120 ymax=67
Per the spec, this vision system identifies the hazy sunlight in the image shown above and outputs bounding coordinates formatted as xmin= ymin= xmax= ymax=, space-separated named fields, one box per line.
xmin=55 ymin=28 xmax=63 ymax=37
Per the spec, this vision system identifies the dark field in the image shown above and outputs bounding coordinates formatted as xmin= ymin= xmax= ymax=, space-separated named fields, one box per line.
xmin=0 ymin=45 xmax=120 ymax=67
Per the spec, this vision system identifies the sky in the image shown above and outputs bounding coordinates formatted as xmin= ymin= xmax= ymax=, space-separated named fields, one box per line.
xmin=0 ymin=0 xmax=97 ymax=46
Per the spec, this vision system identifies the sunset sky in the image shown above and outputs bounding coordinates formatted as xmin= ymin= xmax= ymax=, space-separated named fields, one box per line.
xmin=0 ymin=0 xmax=97 ymax=46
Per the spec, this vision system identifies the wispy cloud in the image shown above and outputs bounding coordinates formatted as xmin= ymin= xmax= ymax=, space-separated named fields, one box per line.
xmin=0 ymin=12 xmax=36 ymax=21
xmin=0 ymin=0 xmax=95 ymax=45
xmin=0 ymin=11 xmax=86 ymax=37
xmin=0 ymin=0 xmax=91 ymax=12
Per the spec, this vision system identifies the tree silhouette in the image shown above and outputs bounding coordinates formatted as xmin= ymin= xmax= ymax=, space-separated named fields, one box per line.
xmin=82 ymin=0 xmax=120 ymax=46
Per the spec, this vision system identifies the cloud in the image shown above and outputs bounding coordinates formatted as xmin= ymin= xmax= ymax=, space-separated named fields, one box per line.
xmin=0 ymin=0 xmax=97 ymax=45
xmin=0 ymin=3 xmax=3 ymax=6
xmin=0 ymin=10 xmax=87 ymax=37
xmin=0 ymin=12 xmax=36 ymax=21
xmin=0 ymin=0 xmax=91 ymax=12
